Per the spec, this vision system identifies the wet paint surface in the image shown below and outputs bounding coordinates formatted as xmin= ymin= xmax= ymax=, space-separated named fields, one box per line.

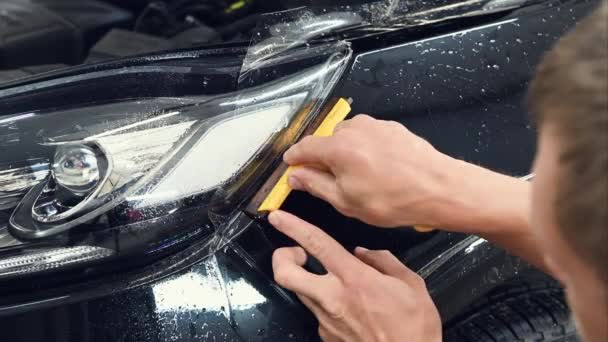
xmin=0 ymin=0 xmax=598 ymax=340
xmin=1 ymin=226 xmax=318 ymax=341
xmin=338 ymin=0 xmax=594 ymax=175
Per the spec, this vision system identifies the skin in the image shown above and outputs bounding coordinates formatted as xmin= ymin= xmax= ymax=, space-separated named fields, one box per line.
xmin=531 ymin=124 xmax=607 ymax=342
xmin=269 ymin=211 xmax=441 ymax=342
xmin=269 ymin=114 xmax=607 ymax=341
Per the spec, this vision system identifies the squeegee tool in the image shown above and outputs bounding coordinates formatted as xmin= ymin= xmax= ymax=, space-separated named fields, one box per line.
xmin=244 ymin=98 xmax=351 ymax=216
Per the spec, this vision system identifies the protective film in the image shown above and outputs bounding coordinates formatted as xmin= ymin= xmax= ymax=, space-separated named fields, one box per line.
xmin=206 ymin=40 xmax=352 ymax=253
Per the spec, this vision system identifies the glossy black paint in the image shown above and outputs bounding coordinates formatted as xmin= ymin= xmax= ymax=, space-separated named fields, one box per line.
xmin=0 ymin=0 xmax=598 ymax=340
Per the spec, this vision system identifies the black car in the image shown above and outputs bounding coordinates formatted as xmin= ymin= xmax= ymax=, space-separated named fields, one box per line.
xmin=0 ymin=0 xmax=597 ymax=341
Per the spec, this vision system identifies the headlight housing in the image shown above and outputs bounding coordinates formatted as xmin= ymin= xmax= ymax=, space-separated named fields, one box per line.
xmin=0 ymin=42 xmax=351 ymax=280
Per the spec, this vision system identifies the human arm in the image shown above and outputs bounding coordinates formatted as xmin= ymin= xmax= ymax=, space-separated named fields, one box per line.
xmin=283 ymin=114 xmax=548 ymax=272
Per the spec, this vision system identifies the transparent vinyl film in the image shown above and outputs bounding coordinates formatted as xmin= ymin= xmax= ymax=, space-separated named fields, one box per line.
xmin=0 ymin=42 xmax=352 ymax=279
xmin=237 ymin=1 xmax=402 ymax=81
xmin=233 ymin=0 xmax=539 ymax=78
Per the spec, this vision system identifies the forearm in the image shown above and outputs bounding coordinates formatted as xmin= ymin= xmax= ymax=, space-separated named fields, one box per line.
xmin=436 ymin=158 xmax=548 ymax=272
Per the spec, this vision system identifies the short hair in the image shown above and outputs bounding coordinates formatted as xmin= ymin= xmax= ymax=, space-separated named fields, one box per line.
xmin=528 ymin=2 xmax=608 ymax=282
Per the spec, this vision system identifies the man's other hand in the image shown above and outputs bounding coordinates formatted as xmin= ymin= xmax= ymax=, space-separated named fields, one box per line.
xmin=283 ymin=114 xmax=455 ymax=228
xmin=269 ymin=210 xmax=442 ymax=342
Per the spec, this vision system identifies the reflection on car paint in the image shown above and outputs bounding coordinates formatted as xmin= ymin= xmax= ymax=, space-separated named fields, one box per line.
xmin=152 ymin=256 xmax=267 ymax=315
xmin=149 ymin=244 xmax=312 ymax=341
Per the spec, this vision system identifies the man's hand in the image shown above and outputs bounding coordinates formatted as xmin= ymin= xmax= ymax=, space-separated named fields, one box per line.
xmin=285 ymin=114 xmax=547 ymax=271
xmin=284 ymin=114 xmax=455 ymax=228
xmin=269 ymin=210 xmax=442 ymax=342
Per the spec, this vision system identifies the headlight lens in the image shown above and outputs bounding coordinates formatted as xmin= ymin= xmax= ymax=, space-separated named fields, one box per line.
xmin=0 ymin=42 xmax=351 ymax=280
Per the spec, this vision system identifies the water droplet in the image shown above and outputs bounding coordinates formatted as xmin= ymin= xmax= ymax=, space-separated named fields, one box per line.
xmin=515 ymin=38 xmax=523 ymax=44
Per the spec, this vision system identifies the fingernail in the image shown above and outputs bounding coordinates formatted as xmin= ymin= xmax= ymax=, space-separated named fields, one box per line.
xmin=268 ymin=211 xmax=281 ymax=226
xmin=288 ymin=174 xmax=303 ymax=190
xmin=355 ymin=246 xmax=369 ymax=253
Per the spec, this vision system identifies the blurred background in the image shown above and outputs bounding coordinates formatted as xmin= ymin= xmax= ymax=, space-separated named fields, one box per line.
xmin=0 ymin=0 xmax=377 ymax=77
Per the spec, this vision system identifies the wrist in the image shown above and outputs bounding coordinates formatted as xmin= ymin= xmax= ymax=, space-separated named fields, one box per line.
xmin=431 ymin=157 xmax=531 ymax=234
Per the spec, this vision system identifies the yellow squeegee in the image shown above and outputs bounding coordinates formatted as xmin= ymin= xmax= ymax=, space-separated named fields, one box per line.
xmin=257 ymin=98 xmax=352 ymax=212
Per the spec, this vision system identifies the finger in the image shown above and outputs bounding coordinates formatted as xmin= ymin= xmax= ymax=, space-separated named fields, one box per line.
xmin=319 ymin=326 xmax=343 ymax=342
xmin=349 ymin=114 xmax=375 ymax=125
xmin=268 ymin=211 xmax=359 ymax=277
xmin=288 ymin=167 xmax=343 ymax=206
xmin=272 ymin=246 xmax=307 ymax=268
xmin=297 ymin=294 xmax=325 ymax=318
xmin=297 ymin=295 xmax=344 ymax=342
xmin=332 ymin=119 xmax=354 ymax=133
xmin=299 ymin=162 xmax=331 ymax=173
xmin=354 ymin=247 xmax=420 ymax=284
xmin=318 ymin=326 xmax=331 ymax=342
xmin=284 ymin=136 xmax=334 ymax=167
xmin=272 ymin=247 xmax=328 ymax=299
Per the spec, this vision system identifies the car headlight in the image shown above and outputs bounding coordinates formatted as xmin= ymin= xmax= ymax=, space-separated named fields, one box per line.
xmin=0 ymin=42 xmax=351 ymax=279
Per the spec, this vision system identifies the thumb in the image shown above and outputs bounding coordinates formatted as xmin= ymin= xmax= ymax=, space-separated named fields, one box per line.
xmin=354 ymin=247 xmax=419 ymax=284
xmin=288 ymin=167 xmax=343 ymax=207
